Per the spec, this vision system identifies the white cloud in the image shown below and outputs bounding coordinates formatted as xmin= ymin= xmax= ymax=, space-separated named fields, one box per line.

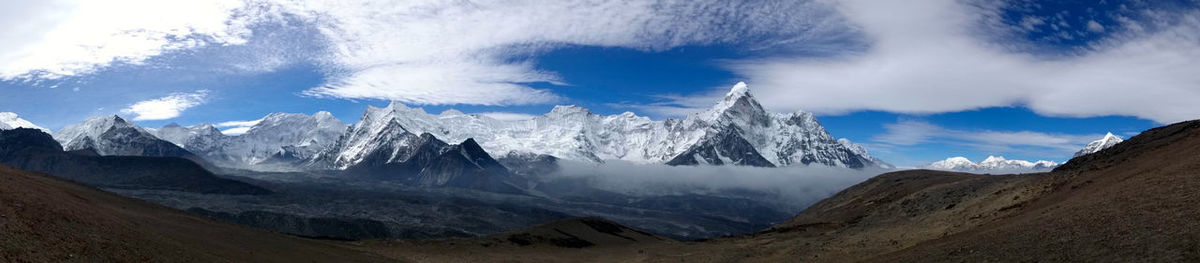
xmin=215 ymin=118 xmax=263 ymax=135
xmin=476 ymin=112 xmax=537 ymax=121
xmin=10 ymin=0 xmax=1199 ymax=123
xmin=276 ymin=0 xmax=852 ymax=106
xmin=724 ymin=0 xmax=1200 ymax=124
xmin=120 ymin=90 xmax=209 ymax=121
xmin=1019 ymin=16 xmax=1046 ymax=31
xmin=1087 ymin=20 xmax=1106 ymax=32
xmin=872 ymin=120 xmax=1104 ymax=155
xmin=0 ymin=0 xmax=257 ymax=79
xmin=553 ymin=160 xmax=885 ymax=211
xmin=1 ymin=1 xmax=852 ymax=106
xmin=612 ymin=84 xmax=739 ymax=118
xmin=219 ymin=126 xmax=252 ymax=135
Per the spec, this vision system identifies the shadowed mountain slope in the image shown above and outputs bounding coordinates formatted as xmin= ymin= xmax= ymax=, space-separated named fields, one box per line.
xmin=0 ymin=128 xmax=268 ymax=195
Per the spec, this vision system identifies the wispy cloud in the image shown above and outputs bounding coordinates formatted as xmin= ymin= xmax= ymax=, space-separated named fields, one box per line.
xmin=614 ymin=84 xmax=737 ymax=118
xmin=872 ymin=120 xmax=1103 ymax=155
xmin=281 ymin=0 xmax=853 ymax=106
xmin=215 ymin=118 xmax=262 ymax=135
xmin=726 ymin=0 xmax=1200 ymax=124
xmin=120 ymin=90 xmax=209 ymax=121
xmin=0 ymin=0 xmax=255 ymax=79
xmin=1 ymin=0 xmax=853 ymax=106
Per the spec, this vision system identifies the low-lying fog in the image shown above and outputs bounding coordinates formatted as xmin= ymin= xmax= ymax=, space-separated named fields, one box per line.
xmin=549 ymin=160 xmax=891 ymax=211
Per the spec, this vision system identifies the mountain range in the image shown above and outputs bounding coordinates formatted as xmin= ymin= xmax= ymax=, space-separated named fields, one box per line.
xmin=0 ymin=83 xmax=890 ymax=187
xmin=924 ymin=133 xmax=1124 ymax=173
xmin=926 ymin=156 xmax=1060 ymax=173
xmin=0 ymin=83 xmax=1132 ymax=190
xmin=0 ymin=128 xmax=268 ymax=194
xmin=7 ymin=115 xmax=1198 ymax=262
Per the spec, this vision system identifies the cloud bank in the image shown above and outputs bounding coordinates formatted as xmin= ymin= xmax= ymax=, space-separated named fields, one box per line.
xmin=215 ymin=118 xmax=264 ymax=135
xmin=1 ymin=0 xmax=852 ymax=106
xmin=872 ymin=119 xmax=1103 ymax=156
xmin=120 ymin=90 xmax=210 ymax=121
xmin=725 ymin=0 xmax=1200 ymax=124
xmin=4 ymin=0 xmax=1199 ymax=123
xmin=552 ymin=160 xmax=885 ymax=211
xmin=0 ymin=0 xmax=256 ymax=80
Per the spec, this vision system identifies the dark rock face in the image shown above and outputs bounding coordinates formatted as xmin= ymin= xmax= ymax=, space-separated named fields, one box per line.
xmin=346 ymin=133 xmax=524 ymax=194
xmin=99 ymin=126 xmax=197 ymax=157
xmin=666 ymin=125 xmax=775 ymax=167
xmin=497 ymin=151 xmax=559 ymax=177
xmin=0 ymin=128 xmax=269 ymax=195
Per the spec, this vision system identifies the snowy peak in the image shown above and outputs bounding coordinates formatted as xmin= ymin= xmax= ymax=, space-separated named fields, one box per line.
xmin=54 ymin=115 xmax=194 ymax=158
xmin=696 ymin=82 xmax=769 ymax=126
xmin=55 ymin=115 xmax=139 ymax=146
xmin=547 ymin=105 xmax=593 ymax=117
xmin=725 ymin=81 xmax=751 ymax=99
xmin=149 ymin=123 xmax=224 ymax=147
xmin=928 ymin=156 xmax=1059 ymax=173
xmin=0 ymin=112 xmax=48 ymax=132
xmin=1074 ymin=132 xmax=1124 ymax=157
xmin=319 ymin=82 xmax=887 ymax=170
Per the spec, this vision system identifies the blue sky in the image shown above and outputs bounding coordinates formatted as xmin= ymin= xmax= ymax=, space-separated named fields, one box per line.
xmin=1 ymin=0 xmax=1196 ymax=167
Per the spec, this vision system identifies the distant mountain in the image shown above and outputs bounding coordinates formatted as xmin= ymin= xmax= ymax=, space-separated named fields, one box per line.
xmin=0 ymin=112 xmax=47 ymax=132
xmin=1073 ymin=132 xmax=1123 ymax=157
xmin=926 ymin=156 xmax=1058 ymax=173
xmin=314 ymin=108 xmax=523 ymax=193
xmin=0 ymin=128 xmax=267 ymax=194
xmin=323 ymin=82 xmax=886 ymax=169
xmin=924 ymin=132 xmax=1126 ymax=173
xmin=147 ymin=123 xmax=227 ymax=155
xmin=147 ymin=112 xmax=348 ymax=170
xmin=54 ymin=115 xmax=197 ymax=159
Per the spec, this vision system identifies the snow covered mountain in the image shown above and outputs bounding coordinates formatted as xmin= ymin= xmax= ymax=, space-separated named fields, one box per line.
xmin=54 ymin=115 xmax=195 ymax=158
xmin=1074 ymin=132 xmax=1124 ymax=157
xmin=148 ymin=112 xmax=348 ymax=169
xmin=319 ymin=82 xmax=886 ymax=169
xmin=927 ymin=156 xmax=1059 ymax=173
xmin=0 ymin=112 xmax=47 ymax=132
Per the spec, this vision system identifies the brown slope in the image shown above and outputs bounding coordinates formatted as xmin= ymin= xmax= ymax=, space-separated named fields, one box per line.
xmin=876 ymin=120 xmax=1200 ymax=262
xmin=0 ymin=164 xmax=391 ymax=263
